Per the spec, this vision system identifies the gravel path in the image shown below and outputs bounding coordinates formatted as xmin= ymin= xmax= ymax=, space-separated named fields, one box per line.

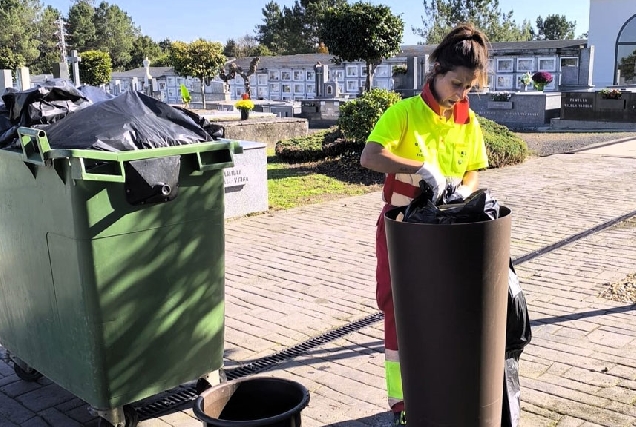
xmin=515 ymin=131 xmax=636 ymax=157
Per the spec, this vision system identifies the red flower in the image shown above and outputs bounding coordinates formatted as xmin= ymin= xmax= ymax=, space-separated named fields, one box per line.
xmin=532 ymin=71 xmax=553 ymax=84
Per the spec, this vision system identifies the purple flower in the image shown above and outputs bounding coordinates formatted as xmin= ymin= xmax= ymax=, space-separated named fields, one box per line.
xmin=532 ymin=71 xmax=553 ymax=84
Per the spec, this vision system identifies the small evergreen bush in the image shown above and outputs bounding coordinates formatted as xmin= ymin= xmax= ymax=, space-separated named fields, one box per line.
xmin=338 ymin=88 xmax=403 ymax=144
xmin=477 ymin=115 xmax=528 ymax=168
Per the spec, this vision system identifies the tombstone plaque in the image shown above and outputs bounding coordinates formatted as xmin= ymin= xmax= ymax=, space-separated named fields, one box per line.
xmin=131 ymin=77 xmax=139 ymax=92
xmin=560 ymin=66 xmax=579 ymax=88
xmin=0 ymin=69 xmax=13 ymax=94
xmin=16 ymin=67 xmax=31 ymax=90
xmin=561 ymin=92 xmax=596 ymax=120
xmin=52 ymin=62 xmax=70 ymax=81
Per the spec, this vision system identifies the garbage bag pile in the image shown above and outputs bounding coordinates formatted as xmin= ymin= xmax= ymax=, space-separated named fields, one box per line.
xmin=401 ymin=179 xmax=532 ymax=427
xmin=0 ymin=81 xmax=224 ymax=150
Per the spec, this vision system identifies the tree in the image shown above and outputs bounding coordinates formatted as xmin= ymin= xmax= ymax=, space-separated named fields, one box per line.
xmin=67 ymin=0 xmax=96 ymax=51
xmin=413 ymin=0 xmax=533 ymax=43
xmin=220 ymin=57 xmax=260 ymax=97
xmin=0 ymin=0 xmax=42 ymax=70
xmin=256 ymin=0 xmax=347 ymax=55
xmin=224 ymin=35 xmax=272 ymax=58
xmin=169 ymin=39 xmax=226 ymax=109
xmin=535 ymin=14 xmax=576 ymax=40
xmin=78 ymin=50 xmax=112 ymax=85
xmin=31 ymin=5 xmax=63 ymax=74
xmin=93 ymin=2 xmax=139 ymax=70
xmin=319 ymin=2 xmax=404 ymax=92
xmin=129 ymin=35 xmax=163 ymax=69
xmin=255 ymin=1 xmax=285 ymax=54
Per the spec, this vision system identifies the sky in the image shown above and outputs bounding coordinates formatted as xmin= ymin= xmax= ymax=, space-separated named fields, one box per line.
xmin=43 ymin=0 xmax=591 ymax=45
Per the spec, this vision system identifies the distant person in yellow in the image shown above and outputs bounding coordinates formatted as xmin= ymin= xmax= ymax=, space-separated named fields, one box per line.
xmin=360 ymin=23 xmax=491 ymax=426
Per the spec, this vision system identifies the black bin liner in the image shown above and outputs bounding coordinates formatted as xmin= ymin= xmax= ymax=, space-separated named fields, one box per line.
xmin=0 ymin=80 xmax=90 ymax=148
xmin=502 ymin=260 xmax=532 ymax=427
xmin=1 ymin=79 xmax=89 ymax=126
xmin=45 ymin=91 xmax=211 ymax=151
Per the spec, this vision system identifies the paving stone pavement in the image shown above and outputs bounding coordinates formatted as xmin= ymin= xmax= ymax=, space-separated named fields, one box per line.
xmin=1 ymin=139 xmax=636 ymax=426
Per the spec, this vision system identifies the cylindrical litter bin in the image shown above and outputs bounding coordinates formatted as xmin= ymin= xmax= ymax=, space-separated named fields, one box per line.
xmin=193 ymin=377 xmax=310 ymax=427
xmin=0 ymin=127 xmax=242 ymax=425
xmin=384 ymin=206 xmax=512 ymax=427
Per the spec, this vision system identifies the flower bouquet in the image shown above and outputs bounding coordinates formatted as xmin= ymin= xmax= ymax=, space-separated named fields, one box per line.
xmin=532 ymin=71 xmax=553 ymax=91
xmin=599 ymin=88 xmax=622 ymax=99
xmin=520 ymin=71 xmax=532 ymax=89
xmin=235 ymin=99 xmax=255 ymax=120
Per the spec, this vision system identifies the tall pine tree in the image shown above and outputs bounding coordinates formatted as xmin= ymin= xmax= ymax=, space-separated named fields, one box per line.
xmin=413 ymin=0 xmax=534 ymax=43
xmin=0 ymin=0 xmax=42 ymax=70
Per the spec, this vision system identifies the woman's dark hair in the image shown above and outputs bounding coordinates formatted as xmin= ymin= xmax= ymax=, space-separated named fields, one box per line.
xmin=429 ymin=24 xmax=490 ymax=87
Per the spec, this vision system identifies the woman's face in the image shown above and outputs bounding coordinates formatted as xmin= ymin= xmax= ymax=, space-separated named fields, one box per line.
xmin=433 ymin=66 xmax=480 ymax=109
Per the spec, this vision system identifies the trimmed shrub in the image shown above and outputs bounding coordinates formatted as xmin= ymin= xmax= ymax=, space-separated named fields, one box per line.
xmin=275 ymin=127 xmax=340 ymax=163
xmin=338 ymin=88 xmax=402 ymax=144
xmin=477 ymin=115 xmax=528 ymax=168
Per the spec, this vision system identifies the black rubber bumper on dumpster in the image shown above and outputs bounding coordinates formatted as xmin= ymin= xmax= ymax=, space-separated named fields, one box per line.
xmin=385 ymin=206 xmax=512 ymax=427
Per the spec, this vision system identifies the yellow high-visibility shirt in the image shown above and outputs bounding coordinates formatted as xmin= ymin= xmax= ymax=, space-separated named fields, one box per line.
xmin=367 ymin=95 xmax=489 ymax=179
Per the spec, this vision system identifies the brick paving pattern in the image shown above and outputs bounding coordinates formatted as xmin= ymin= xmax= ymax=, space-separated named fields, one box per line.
xmin=1 ymin=143 xmax=636 ymax=426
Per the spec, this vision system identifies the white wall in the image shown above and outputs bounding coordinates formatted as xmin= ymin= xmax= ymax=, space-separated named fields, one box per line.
xmin=588 ymin=0 xmax=636 ymax=87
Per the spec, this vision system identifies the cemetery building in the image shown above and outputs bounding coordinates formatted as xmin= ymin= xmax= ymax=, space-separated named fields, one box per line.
xmin=106 ymin=39 xmax=592 ymax=105
xmin=110 ymin=66 xmax=227 ymax=105
xmin=588 ymin=0 xmax=636 ymax=87
xmin=228 ymin=54 xmax=400 ymax=101
xmin=399 ymin=39 xmax=592 ymax=95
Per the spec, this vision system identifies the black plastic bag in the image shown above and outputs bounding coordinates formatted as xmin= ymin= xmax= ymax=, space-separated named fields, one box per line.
xmin=1 ymin=79 xmax=90 ymax=126
xmin=403 ymin=180 xmax=500 ymax=224
xmin=506 ymin=260 xmax=532 ymax=353
xmin=78 ymin=84 xmax=115 ymax=104
xmin=45 ymin=91 xmax=211 ymax=151
xmin=501 ymin=356 xmax=521 ymax=427
xmin=172 ymin=106 xmax=225 ymax=140
xmin=501 ymin=260 xmax=532 ymax=427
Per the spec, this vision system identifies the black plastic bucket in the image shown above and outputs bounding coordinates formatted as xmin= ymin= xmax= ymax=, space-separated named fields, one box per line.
xmin=385 ymin=206 xmax=512 ymax=427
xmin=193 ymin=377 xmax=310 ymax=427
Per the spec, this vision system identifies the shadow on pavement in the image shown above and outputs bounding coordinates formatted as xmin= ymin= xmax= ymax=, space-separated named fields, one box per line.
xmin=531 ymin=303 xmax=635 ymax=326
xmin=324 ymin=411 xmax=392 ymax=426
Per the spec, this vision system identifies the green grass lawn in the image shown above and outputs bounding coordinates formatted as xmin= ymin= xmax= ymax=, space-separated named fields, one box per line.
xmin=266 ymin=149 xmax=382 ymax=210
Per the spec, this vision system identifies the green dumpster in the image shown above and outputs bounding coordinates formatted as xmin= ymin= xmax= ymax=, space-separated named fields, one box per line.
xmin=0 ymin=127 xmax=241 ymax=426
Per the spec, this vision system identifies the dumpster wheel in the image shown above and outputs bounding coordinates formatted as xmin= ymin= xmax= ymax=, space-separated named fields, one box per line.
xmin=97 ymin=405 xmax=139 ymax=427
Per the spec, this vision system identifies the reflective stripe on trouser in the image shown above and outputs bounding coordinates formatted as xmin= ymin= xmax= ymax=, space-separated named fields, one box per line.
xmin=376 ymin=204 xmax=403 ymax=409
xmin=385 ymin=349 xmax=403 ymax=407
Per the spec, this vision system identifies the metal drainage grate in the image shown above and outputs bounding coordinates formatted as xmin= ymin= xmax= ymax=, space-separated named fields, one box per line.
xmin=136 ymin=311 xmax=384 ymax=419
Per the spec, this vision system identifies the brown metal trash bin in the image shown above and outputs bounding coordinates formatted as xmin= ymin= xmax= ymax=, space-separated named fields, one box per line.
xmin=385 ymin=206 xmax=512 ymax=427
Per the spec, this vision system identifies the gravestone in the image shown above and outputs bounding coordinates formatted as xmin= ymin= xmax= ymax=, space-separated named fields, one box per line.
xmin=16 ymin=67 xmax=30 ymax=90
xmin=52 ymin=62 xmax=70 ymax=81
xmin=314 ymin=63 xmax=328 ymax=98
xmin=131 ymin=77 xmax=139 ymax=92
xmin=67 ymin=50 xmax=81 ymax=86
xmin=0 ymin=70 xmax=13 ymax=94
xmin=113 ymin=80 xmax=121 ymax=95
xmin=223 ymin=140 xmax=268 ymax=218
xmin=560 ymin=66 xmax=579 ymax=88
xmin=143 ymin=57 xmax=152 ymax=89
xmin=469 ymin=92 xmax=561 ymax=129
xmin=560 ymin=91 xmax=596 ymax=120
